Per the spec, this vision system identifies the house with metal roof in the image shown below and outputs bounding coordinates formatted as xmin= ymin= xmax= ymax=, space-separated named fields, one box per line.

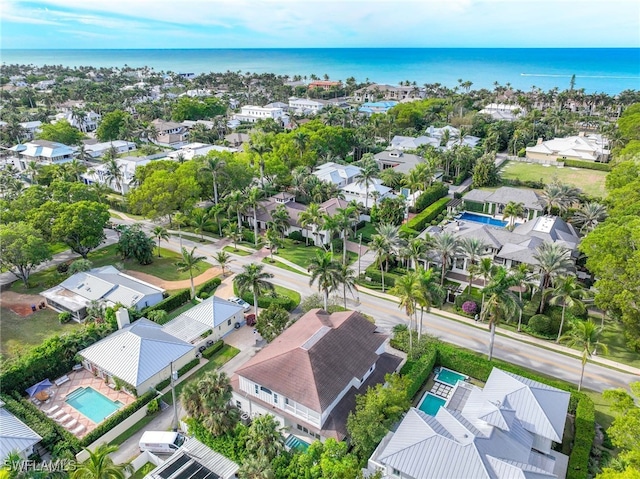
xmin=368 ymin=368 xmax=570 ymax=479
xmin=526 ymin=134 xmax=609 ymax=164
xmin=78 ymin=317 xmax=196 ymax=396
xmin=463 ymin=187 xmax=544 ymax=221
xmin=313 ymin=162 xmax=361 ymax=188
xmin=161 ymin=296 xmax=245 ymax=344
xmin=0 ymin=400 xmax=42 ymax=461
xmin=374 ymin=150 xmax=426 ymax=175
xmin=144 ymin=437 xmax=238 ymax=479
xmin=9 ymin=139 xmax=76 ymax=171
xmin=41 ymin=266 xmax=165 ymax=322
xmin=359 ymin=101 xmax=398 ymax=115
xmin=231 ymin=309 xmax=402 ymax=442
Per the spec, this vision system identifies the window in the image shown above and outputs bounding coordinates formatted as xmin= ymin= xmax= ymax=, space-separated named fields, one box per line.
xmin=285 ymin=398 xmax=289 ymax=405
xmin=297 ymin=424 xmax=302 ymax=431
xmin=228 ymin=319 xmax=232 ymax=326
xmin=260 ymin=386 xmax=273 ymax=395
xmin=273 ymin=393 xmax=278 ymax=404
xmin=392 ymin=468 xmax=401 ymax=476
xmin=255 ymin=384 xmax=259 ymax=395
xmin=236 ymin=400 xmax=241 ymax=408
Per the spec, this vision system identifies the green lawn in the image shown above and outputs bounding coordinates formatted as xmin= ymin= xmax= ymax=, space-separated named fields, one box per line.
xmin=162 ymin=344 xmax=240 ymax=405
xmin=586 ymin=317 xmax=640 ymax=369
xmin=275 ymin=239 xmax=356 ymax=269
xmin=223 ymin=246 xmax=252 ymax=256
xmin=357 ymin=223 xmax=377 ymax=244
xmin=499 ymin=161 xmax=608 ymax=198
xmin=49 ymin=242 xmax=69 ymax=255
xmin=261 ymin=257 xmax=309 ymax=276
xmin=274 ymin=285 xmax=302 ymax=307
xmin=1 ymin=307 xmax=83 ymax=359
xmin=177 ymin=233 xmax=215 ymax=244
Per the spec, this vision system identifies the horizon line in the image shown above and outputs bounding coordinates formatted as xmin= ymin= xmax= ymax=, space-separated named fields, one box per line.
xmin=4 ymin=46 xmax=639 ymax=51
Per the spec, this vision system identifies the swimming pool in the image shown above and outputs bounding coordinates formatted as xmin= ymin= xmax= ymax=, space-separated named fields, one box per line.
xmin=418 ymin=393 xmax=446 ymax=416
xmin=459 ymin=212 xmax=508 ymax=228
xmin=436 ymin=368 xmax=468 ymax=386
xmin=285 ymin=434 xmax=310 ymax=451
xmin=65 ymin=387 xmax=123 ymax=423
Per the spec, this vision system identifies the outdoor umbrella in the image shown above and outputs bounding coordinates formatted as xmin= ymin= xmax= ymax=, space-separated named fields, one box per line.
xmin=25 ymin=379 xmax=52 ymax=397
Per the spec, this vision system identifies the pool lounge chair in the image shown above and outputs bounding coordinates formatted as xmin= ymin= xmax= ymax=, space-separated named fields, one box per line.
xmin=48 ymin=409 xmax=65 ymax=419
xmin=70 ymin=424 xmax=85 ymax=435
xmin=55 ymin=414 xmax=71 ymax=424
xmin=44 ymin=405 xmax=59 ymax=415
xmin=64 ymin=419 xmax=78 ymax=430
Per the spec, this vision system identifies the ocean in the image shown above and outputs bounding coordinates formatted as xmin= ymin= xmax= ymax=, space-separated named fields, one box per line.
xmin=3 ymin=48 xmax=639 ymax=94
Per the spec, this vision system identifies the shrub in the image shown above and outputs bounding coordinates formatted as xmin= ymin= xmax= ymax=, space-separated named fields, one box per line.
xmin=142 ymin=289 xmax=191 ymax=315
xmin=81 ymin=391 xmax=156 ymax=446
xmin=522 ymin=291 xmax=542 ymax=320
xmin=562 ymin=159 xmax=612 ymax=171
xmin=363 ymin=267 xmax=396 ymax=288
xmin=56 ymin=263 xmax=69 ymax=274
xmin=567 ymin=393 xmax=595 ymax=479
xmin=147 ymin=398 xmax=160 ymax=415
xmin=403 ymin=348 xmax=438 ymax=400
xmin=461 ymin=301 xmax=477 ymax=315
xmin=234 ymin=284 xmax=299 ymax=311
xmin=528 ymin=314 xmax=554 ymax=336
xmin=288 ymin=230 xmax=304 ymax=242
xmin=413 ymin=183 xmax=449 ymax=213
xmin=199 ymin=292 xmax=209 ymax=299
xmin=202 ymin=340 xmax=225 ymax=359
xmin=58 ymin=312 xmax=72 ymax=324
xmin=196 ymin=277 xmax=221 ymax=298
xmin=241 ymin=229 xmax=255 ymax=244
xmin=400 ymin=197 xmax=449 ymax=235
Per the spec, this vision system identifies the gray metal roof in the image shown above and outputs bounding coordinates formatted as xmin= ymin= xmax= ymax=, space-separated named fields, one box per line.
xmin=79 ymin=319 xmax=195 ymax=388
xmin=146 ymin=437 xmax=238 ymax=479
xmin=161 ymin=296 xmax=243 ymax=343
xmin=0 ymin=407 xmax=41 ymax=461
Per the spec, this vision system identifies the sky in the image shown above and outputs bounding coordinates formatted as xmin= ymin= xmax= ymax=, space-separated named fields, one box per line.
xmin=1 ymin=0 xmax=639 ymax=49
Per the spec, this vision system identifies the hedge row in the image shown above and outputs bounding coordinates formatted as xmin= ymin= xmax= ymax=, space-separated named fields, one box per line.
xmin=155 ymin=357 xmax=202 ymax=391
xmin=81 ymin=391 xmax=156 ymax=446
xmin=363 ymin=267 xmax=396 ymax=288
xmin=234 ymin=284 xmax=298 ymax=311
xmin=142 ymin=289 xmax=191 ymax=315
xmin=402 ymin=348 xmax=438 ymax=400
xmin=1 ymin=394 xmax=81 ymax=458
xmin=202 ymin=340 xmax=225 ymax=359
xmin=413 ymin=183 xmax=449 ymax=213
xmin=562 ymin=159 xmax=612 ymax=171
xmin=0 ymin=323 xmax=115 ymax=394
xmin=401 ymin=197 xmax=450 ymax=236
xmin=196 ymin=277 xmax=222 ymax=298
xmin=567 ymin=393 xmax=595 ymax=479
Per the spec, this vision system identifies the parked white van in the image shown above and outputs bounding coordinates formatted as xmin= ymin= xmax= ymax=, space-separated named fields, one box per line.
xmin=139 ymin=431 xmax=185 ymax=454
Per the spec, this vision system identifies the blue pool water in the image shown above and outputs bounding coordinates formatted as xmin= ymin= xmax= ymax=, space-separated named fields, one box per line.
xmin=436 ymin=368 xmax=468 ymax=386
xmin=418 ymin=393 xmax=447 ymax=416
xmin=459 ymin=212 xmax=508 ymax=228
xmin=285 ymin=434 xmax=310 ymax=451
xmin=65 ymin=387 xmax=123 ymax=423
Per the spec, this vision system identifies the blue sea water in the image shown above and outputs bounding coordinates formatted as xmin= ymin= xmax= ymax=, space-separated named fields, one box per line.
xmin=3 ymin=48 xmax=639 ymax=94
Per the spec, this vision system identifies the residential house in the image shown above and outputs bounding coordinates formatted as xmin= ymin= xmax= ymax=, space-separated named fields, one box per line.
xmin=232 ymin=309 xmax=402 ymax=441
xmin=374 ymin=149 xmax=426 ymax=174
xmin=78 ymin=315 xmax=196 ymax=396
xmin=525 ymin=133 xmax=609 ymax=164
xmin=183 ymin=89 xmax=212 ymax=97
xmin=225 ymin=132 xmax=250 ymax=149
xmin=478 ymin=103 xmax=525 ymax=121
xmin=166 ymin=142 xmax=237 ymax=161
xmin=83 ymin=140 xmax=136 ymax=158
xmin=308 ymin=80 xmax=342 ymax=91
xmin=19 ymin=121 xmax=42 ymax=140
xmin=289 ymin=97 xmax=326 ymax=115
xmin=161 ymin=296 xmax=245 ymax=345
xmin=264 ymin=101 xmax=289 ymax=111
xmin=313 ymin=161 xmax=361 ymax=188
xmin=425 ymin=125 xmax=481 ymax=150
xmin=181 ymin=119 xmax=216 ymax=130
xmin=341 ymin=179 xmax=394 ymax=207
xmin=150 ymin=119 xmax=189 ymax=148
xmin=34 ymin=79 xmax=55 ymax=90
xmin=82 ymin=156 xmax=150 ymax=194
xmin=0 ymin=400 xmax=42 ymax=461
xmin=9 ymin=140 xmax=76 ymax=171
xmin=369 ymin=368 xmax=570 ymax=479
xmin=53 ymin=111 xmax=101 ymax=132
xmin=389 ymin=135 xmax=437 ymax=151
xmin=359 ymin=101 xmax=398 ymax=116
xmin=462 ymin=187 xmax=544 ymax=220
xmin=243 ymin=193 xmax=355 ymax=246
xmin=232 ymin=105 xmax=289 ymax=126
xmin=41 ymin=266 xmax=165 ymax=321
xmin=354 ymin=84 xmax=423 ymax=102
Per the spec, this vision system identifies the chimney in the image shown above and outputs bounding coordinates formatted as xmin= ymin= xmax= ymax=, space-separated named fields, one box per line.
xmin=578 ymin=131 xmax=585 ymax=137
xmin=116 ymin=308 xmax=130 ymax=329
xmin=536 ymin=138 xmax=543 ymax=145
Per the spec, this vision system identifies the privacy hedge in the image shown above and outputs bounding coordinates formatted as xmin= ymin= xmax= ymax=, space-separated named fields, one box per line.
xmin=401 ymin=197 xmax=450 ymax=236
xmin=567 ymin=393 xmax=595 ymax=479
xmin=562 ymin=159 xmax=612 ymax=171
xmin=155 ymin=358 xmax=202 ymax=391
xmin=81 ymin=391 xmax=156 ymax=446
xmin=0 ymin=323 xmax=114 ymax=394
xmin=202 ymin=340 xmax=225 ymax=359
xmin=413 ymin=183 xmax=449 ymax=213
xmin=196 ymin=277 xmax=222 ymax=298
xmin=142 ymin=289 xmax=191 ymax=315
xmin=233 ymin=284 xmax=298 ymax=311
xmin=402 ymin=348 xmax=438 ymax=400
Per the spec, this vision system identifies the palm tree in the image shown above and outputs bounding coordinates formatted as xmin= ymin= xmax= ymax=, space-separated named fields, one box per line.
xmin=458 ymin=237 xmax=488 ymax=292
xmin=245 ymin=186 xmax=265 ymax=247
xmin=308 ymin=251 xmax=342 ymax=310
xmin=571 ymin=202 xmax=607 ymax=233
xmin=401 ymin=237 xmax=429 ymax=271
xmin=416 ymin=267 xmax=445 ymax=340
xmin=560 ymin=319 xmax=608 ymax=391
xmin=369 ymin=234 xmax=391 ymax=292
xmin=249 ymin=142 xmax=271 ymax=188
xmin=190 ymin=208 xmax=213 ymax=241
xmin=173 ymin=212 xmax=188 ymax=249
xmin=176 ymin=246 xmax=207 ymax=299
xmin=502 ymin=201 xmax=524 ymax=230
xmin=539 ymin=181 xmax=581 ymax=214
xmin=25 ymin=160 xmax=40 ymax=185
xmin=245 ymin=414 xmax=285 ymax=461
xmin=270 ymin=204 xmax=291 ymax=239
xmin=71 ymin=444 xmax=133 ymax=479
xmin=234 ymin=263 xmax=275 ymax=317
xmin=431 ymin=232 xmax=460 ymax=286
xmin=533 ymin=242 xmax=573 ymax=312
xmin=103 ymin=157 xmax=123 ymax=194
xmin=298 ymin=202 xmax=324 ymax=247
xmin=354 ymin=157 xmax=380 ymax=211
xmin=237 ymin=456 xmax=273 ymax=479
xmin=198 ymin=153 xmax=225 ymax=204
xmin=151 ymin=226 xmax=169 ymax=257
xmin=390 ymin=271 xmax=420 ymax=357
xmin=333 ymin=206 xmax=356 ymax=265
xmin=225 ymin=190 xmax=245 ymax=228
xmin=339 ymin=263 xmax=357 ymax=309
xmin=548 ymin=276 xmax=590 ymax=342
xmin=223 ymin=223 xmax=243 ymax=251
xmin=180 ymin=371 xmax=239 ymax=435
xmin=481 ymin=267 xmax=522 ymax=361
xmin=292 ymin=131 xmax=309 ymax=162
xmin=213 ymin=250 xmax=232 ymax=277
xmin=264 ymin=226 xmax=283 ymax=262
xmin=512 ymin=263 xmax=534 ymax=331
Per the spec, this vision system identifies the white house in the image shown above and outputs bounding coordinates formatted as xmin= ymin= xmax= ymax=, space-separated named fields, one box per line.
xmin=232 ymin=309 xmax=402 ymax=441
xmin=82 ymin=156 xmax=151 ymax=194
xmin=288 ymin=97 xmax=326 ymax=115
xmin=374 ymin=150 xmax=426 ymax=174
xmin=341 ymin=178 xmax=393 ymax=207
xmin=41 ymin=266 xmax=165 ymax=322
xmin=479 ymin=103 xmax=525 ymax=121
xmin=78 ymin=316 xmax=196 ymax=396
xmin=9 ymin=140 xmax=76 ymax=171
xmin=389 ymin=135 xmax=438 ymax=151
xmin=166 ymin=142 xmax=237 ymax=161
xmin=53 ymin=111 xmax=101 ymax=132
xmin=19 ymin=121 xmax=42 ymax=140
xmin=233 ymin=105 xmax=289 ymax=126
xmin=525 ymin=133 xmax=609 ymax=164
xmin=84 ymin=140 xmax=136 ymax=158
xmin=354 ymin=84 xmax=424 ymax=102
xmin=368 ymin=368 xmax=570 ymax=479
xmin=425 ymin=125 xmax=481 ymax=150
xmin=313 ymin=162 xmax=361 ymax=188
xmin=0 ymin=401 xmax=41 ymax=461
xmin=161 ymin=296 xmax=245 ymax=345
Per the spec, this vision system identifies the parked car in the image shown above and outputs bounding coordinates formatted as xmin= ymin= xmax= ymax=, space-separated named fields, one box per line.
xmin=229 ymin=296 xmax=251 ymax=312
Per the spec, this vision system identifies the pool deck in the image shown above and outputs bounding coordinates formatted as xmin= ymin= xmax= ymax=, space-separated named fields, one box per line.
xmin=33 ymin=369 xmax=135 ymax=438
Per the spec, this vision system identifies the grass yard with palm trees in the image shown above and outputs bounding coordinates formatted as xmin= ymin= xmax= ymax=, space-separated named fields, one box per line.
xmin=275 ymin=239 xmax=357 ymax=269
xmin=499 ymin=161 xmax=608 ymax=198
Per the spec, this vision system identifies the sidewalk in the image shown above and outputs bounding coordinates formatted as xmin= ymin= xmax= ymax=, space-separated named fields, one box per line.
xmin=357 ymin=284 xmax=640 ymax=376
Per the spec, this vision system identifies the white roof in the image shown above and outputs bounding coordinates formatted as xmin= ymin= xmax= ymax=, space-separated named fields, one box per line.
xmin=79 ymin=318 xmax=195 ymax=388
xmin=0 ymin=407 xmax=41 ymax=460
xmin=85 ymin=140 xmax=135 ymax=153
xmin=162 ymin=296 xmax=243 ymax=343
xmin=313 ymin=162 xmax=361 ymax=185
xmin=526 ymin=135 xmax=608 ymax=161
xmin=341 ymin=178 xmax=392 ymax=196
xmin=14 ymin=140 xmax=75 ymax=159
xmin=146 ymin=437 xmax=238 ymax=479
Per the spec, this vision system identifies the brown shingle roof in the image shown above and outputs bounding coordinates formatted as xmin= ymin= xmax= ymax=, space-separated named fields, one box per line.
xmin=235 ymin=309 xmax=388 ymax=412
